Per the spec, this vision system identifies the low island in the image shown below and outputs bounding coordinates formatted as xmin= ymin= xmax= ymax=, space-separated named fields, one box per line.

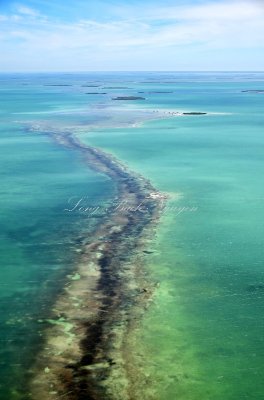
xmin=183 ymin=112 xmax=207 ymax=115
xmin=112 ymin=96 xmax=146 ymax=100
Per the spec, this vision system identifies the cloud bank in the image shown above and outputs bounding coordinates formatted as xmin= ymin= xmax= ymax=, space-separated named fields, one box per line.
xmin=0 ymin=0 xmax=263 ymax=71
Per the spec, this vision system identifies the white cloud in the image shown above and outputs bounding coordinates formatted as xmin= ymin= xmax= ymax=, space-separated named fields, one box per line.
xmin=0 ymin=15 xmax=9 ymax=22
xmin=140 ymin=1 xmax=264 ymax=21
xmin=15 ymin=4 xmax=40 ymax=17
xmin=0 ymin=0 xmax=263 ymax=71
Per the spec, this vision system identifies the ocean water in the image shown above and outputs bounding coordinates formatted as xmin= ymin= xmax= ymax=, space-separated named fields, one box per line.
xmin=0 ymin=74 xmax=115 ymax=399
xmin=79 ymin=72 xmax=264 ymax=399
xmin=1 ymin=72 xmax=264 ymax=399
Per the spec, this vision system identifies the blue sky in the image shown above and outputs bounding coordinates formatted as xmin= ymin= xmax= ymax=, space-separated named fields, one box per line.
xmin=0 ymin=0 xmax=263 ymax=71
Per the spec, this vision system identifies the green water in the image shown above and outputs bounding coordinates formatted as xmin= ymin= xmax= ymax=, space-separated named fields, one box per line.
xmin=79 ymin=73 xmax=264 ymax=399
xmin=1 ymin=72 xmax=264 ymax=399
xmin=0 ymin=74 xmax=114 ymax=399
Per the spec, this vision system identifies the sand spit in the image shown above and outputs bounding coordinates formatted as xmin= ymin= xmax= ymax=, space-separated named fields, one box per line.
xmin=29 ymin=129 xmax=167 ymax=400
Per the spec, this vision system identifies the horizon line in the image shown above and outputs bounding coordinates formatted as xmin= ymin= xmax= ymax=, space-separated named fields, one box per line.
xmin=0 ymin=70 xmax=264 ymax=74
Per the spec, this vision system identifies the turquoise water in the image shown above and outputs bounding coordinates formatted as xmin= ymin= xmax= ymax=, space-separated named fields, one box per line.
xmin=1 ymin=72 xmax=264 ymax=399
xmin=79 ymin=73 xmax=264 ymax=399
xmin=0 ymin=74 xmax=115 ymax=399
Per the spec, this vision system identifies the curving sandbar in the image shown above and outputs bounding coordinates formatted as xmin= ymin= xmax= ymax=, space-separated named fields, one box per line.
xmin=30 ymin=129 xmax=166 ymax=400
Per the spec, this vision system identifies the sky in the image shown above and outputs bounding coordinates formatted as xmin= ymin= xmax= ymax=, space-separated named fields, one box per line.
xmin=0 ymin=0 xmax=264 ymax=72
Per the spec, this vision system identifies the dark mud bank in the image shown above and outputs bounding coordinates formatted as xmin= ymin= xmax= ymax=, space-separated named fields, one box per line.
xmin=30 ymin=129 xmax=166 ymax=400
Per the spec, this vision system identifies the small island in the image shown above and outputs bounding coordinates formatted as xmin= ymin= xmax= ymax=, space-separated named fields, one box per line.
xmin=183 ymin=112 xmax=207 ymax=115
xmin=85 ymin=92 xmax=107 ymax=94
xmin=112 ymin=96 xmax=146 ymax=100
xmin=242 ymin=90 xmax=264 ymax=93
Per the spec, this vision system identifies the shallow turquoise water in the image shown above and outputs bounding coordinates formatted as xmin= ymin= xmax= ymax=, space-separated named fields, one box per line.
xmin=1 ymin=72 xmax=264 ymax=399
xmin=0 ymin=75 xmax=115 ymax=399
xmin=80 ymin=73 xmax=264 ymax=399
